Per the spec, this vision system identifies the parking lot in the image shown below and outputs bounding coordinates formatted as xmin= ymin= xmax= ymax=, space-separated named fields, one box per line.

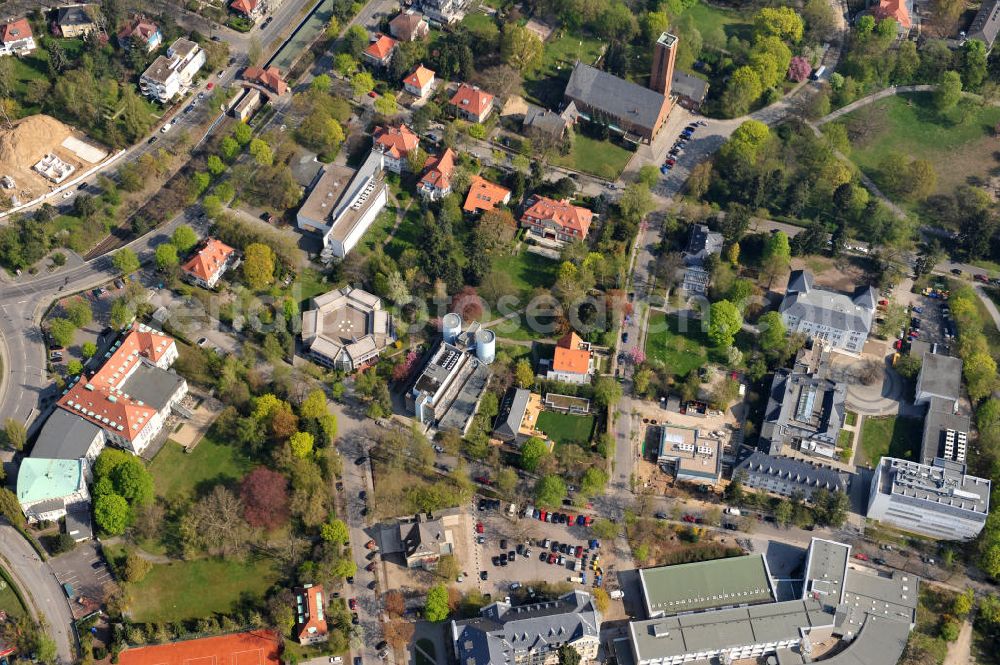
xmin=470 ymin=498 xmax=618 ymax=600
xmin=48 ymin=541 xmax=115 ymax=618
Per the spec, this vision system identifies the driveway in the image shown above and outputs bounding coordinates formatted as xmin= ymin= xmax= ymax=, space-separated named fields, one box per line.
xmin=49 ymin=541 xmax=115 ymax=618
xmin=0 ymin=524 xmax=75 ymax=663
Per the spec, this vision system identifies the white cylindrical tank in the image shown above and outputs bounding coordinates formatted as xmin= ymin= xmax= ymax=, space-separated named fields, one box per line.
xmin=476 ymin=329 xmax=496 ymax=364
xmin=442 ymin=312 xmax=462 ymax=344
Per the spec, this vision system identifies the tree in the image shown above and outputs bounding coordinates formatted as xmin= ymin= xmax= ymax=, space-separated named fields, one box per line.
xmin=249 ymin=138 xmax=273 ymax=166
xmin=81 ymin=341 xmax=97 ymax=359
xmin=722 ymin=66 xmax=764 ymax=117
xmin=207 ymin=155 xmax=225 ymax=176
xmin=520 ymin=437 xmax=549 ymax=471
xmin=94 ymin=493 xmax=130 ymax=535
xmin=594 ymin=376 xmax=623 ymax=408
xmin=934 ymin=70 xmax=962 ymax=113
xmin=240 ymin=466 xmax=290 ymax=530
xmin=708 ymin=300 xmax=742 ymax=348
xmin=907 ymin=159 xmax=937 ymax=200
xmin=123 ymin=551 xmax=153 ymax=583
xmin=754 ymin=6 xmax=804 ymax=42
xmin=762 ymin=231 xmax=791 ymax=283
xmin=220 ymin=136 xmax=241 ymax=160
xmin=299 ymin=389 xmax=328 ymax=420
xmin=351 ymin=71 xmax=375 ymax=97
xmin=558 ymin=645 xmax=582 ymax=665
xmin=113 ymin=248 xmax=140 ymax=275
xmin=64 ymin=299 xmax=93 ymax=328
xmin=243 ymin=242 xmax=276 ymax=289
xmin=580 ymin=467 xmax=608 ymax=497
xmin=321 ymin=518 xmax=350 ymax=544
xmin=343 ymin=24 xmax=369 ymax=57
xmin=619 ymin=183 xmax=653 ymax=223
xmin=311 ymin=73 xmax=332 ymax=92
xmin=67 ymin=359 xmax=83 ymax=376
xmin=425 ymin=583 xmax=450 ymax=622
xmin=954 ymin=588 xmax=974 ymax=617
xmin=48 ymin=318 xmax=76 ymax=348
xmin=2 ymin=418 xmax=26 ymax=451
xmin=289 ymin=431 xmax=315 ymax=459
xmin=757 ymin=311 xmax=787 ymax=351
xmin=110 ymin=458 xmax=154 ymax=506
xmin=788 ymin=55 xmax=811 ymax=82
xmin=965 ymin=351 xmax=998 ymax=401
xmin=514 ymin=359 xmax=535 ymax=388
xmin=535 ymin=474 xmax=567 ymax=508
xmin=155 ymin=243 xmax=179 ymax=270
xmin=110 ymin=298 xmax=135 ymax=329
xmin=962 ymin=39 xmax=988 ymax=90
xmin=774 ymin=499 xmax=793 ymax=526
xmin=233 ymin=122 xmax=253 ymax=146
xmin=500 ymin=24 xmax=543 ymax=72
xmin=334 ymin=52 xmax=357 ymax=77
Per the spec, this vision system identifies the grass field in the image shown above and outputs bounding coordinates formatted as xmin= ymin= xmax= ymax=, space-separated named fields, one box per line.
xmin=125 ymin=556 xmax=280 ymax=623
xmin=681 ymin=2 xmax=754 ymax=43
xmin=839 ymin=94 xmax=1000 ymax=203
xmin=0 ymin=572 xmax=27 ymax=619
xmin=490 ymin=250 xmax=559 ymax=298
xmin=150 ymin=436 xmax=253 ymax=501
xmin=536 ymin=411 xmax=596 ymax=445
xmin=385 ymin=206 xmax=423 ymax=261
xmin=645 ymin=312 xmax=721 ymax=377
xmin=460 ymin=11 xmax=497 ymax=33
xmin=857 ymin=415 xmax=923 ymax=467
xmin=551 ymin=135 xmax=633 ymax=180
xmin=524 ymin=31 xmax=605 ymax=108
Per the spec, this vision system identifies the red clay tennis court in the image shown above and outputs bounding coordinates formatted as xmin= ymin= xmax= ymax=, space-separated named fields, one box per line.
xmin=117 ymin=630 xmax=280 ymax=665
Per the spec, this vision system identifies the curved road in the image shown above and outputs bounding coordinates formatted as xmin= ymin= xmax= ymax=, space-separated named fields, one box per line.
xmin=0 ymin=524 xmax=75 ymax=663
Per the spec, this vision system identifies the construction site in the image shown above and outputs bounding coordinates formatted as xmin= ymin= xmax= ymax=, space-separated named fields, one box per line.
xmin=0 ymin=114 xmax=109 ymax=210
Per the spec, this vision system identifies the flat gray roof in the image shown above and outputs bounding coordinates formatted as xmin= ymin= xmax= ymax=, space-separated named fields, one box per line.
xmin=639 ymin=554 xmax=774 ymax=616
xmin=121 ymin=363 xmax=185 ymax=411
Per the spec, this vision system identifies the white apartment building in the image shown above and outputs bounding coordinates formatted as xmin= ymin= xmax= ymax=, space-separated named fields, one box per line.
xmin=139 ymin=38 xmax=206 ymax=103
xmin=779 ymin=270 xmax=876 ymax=354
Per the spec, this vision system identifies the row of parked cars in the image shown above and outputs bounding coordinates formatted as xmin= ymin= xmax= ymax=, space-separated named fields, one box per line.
xmin=524 ymin=507 xmax=594 ymax=527
xmin=661 ymin=121 xmax=706 ymax=173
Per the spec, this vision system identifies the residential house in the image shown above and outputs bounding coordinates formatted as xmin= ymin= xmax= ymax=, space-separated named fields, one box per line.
xmin=296 ymin=152 xmax=388 ymax=261
xmin=493 ymin=388 xmax=531 ymax=443
xmin=372 ymin=124 xmax=420 ymax=173
xmin=56 ymin=5 xmax=96 ymax=38
xmin=872 ymin=0 xmax=913 ymax=32
xmin=139 ymin=38 xmax=206 ymax=103
xmin=563 ymin=62 xmax=670 ymax=143
xmin=243 ymin=65 xmax=288 ymax=97
xmin=181 ymin=238 xmax=236 ymax=289
xmin=407 ymin=313 xmax=493 ymax=435
xmin=403 ymin=64 xmax=435 ymax=98
xmin=55 ymin=325 xmax=187 ymax=456
xmin=230 ymin=0 xmax=262 ymax=19
xmin=546 ymin=331 xmax=593 ymax=384
xmin=735 ymin=451 xmax=849 ymax=501
xmin=301 ymin=287 xmax=395 ymax=372
xmin=400 ymin=513 xmax=453 ymax=569
xmin=294 ymin=584 xmax=329 ymax=645
xmin=868 ymin=456 xmax=989 ymax=540
xmin=969 ymin=0 xmax=1000 ymax=51
xmin=418 ymin=0 xmax=465 ymax=24
xmin=388 ymin=11 xmax=429 ymax=41
xmin=681 ymin=223 xmax=722 ymax=294
xmin=451 ymin=591 xmax=601 ymax=665
xmin=523 ymin=103 xmax=574 ymax=140
xmin=778 ymin=270 xmax=877 ymax=354
xmin=363 ymin=34 xmax=397 ymax=67
xmin=16 ymin=458 xmax=89 ymax=522
xmin=419 ymin=149 xmax=456 ymax=200
xmin=521 ymin=196 xmax=593 ymax=244
xmin=462 ymin=176 xmax=510 ymax=214
xmin=671 ymin=70 xmax=709 ymax=110
xmin=116 ymin=16 xmax=162 ymax=52
xmin=0 ymin=18 xmax=35 ymax=56
xmin=449 ymin=83 xmax=494 ymax=123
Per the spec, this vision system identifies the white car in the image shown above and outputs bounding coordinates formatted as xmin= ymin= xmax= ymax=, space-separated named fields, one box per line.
xmin=160 ymin=122 xmax=172 ymax=133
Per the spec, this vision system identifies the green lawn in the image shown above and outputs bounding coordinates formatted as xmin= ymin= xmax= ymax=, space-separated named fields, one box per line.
xmin=124 ymin=556 xmax=280 ymax=623
xmin=645 ymin=312 xmax=720 ymax=377
xmin=536 ymin=411 xmax=595 ymax=445
xmin=149 ymin=436 xmax=253 ymax=501
xmin=551 ymin=134 xmax=633 ymax=180
xmin=838 ymin=94 xmax=1000 ymax=204
xmin=524 ymin=31 xmax=605 ymax=108
xmin=385 ymin=205 xmax=423 ymax=261
xmin=0 ymin=572 xmax=27 ymax=619
xmin=844 ymin=411 xmax=858 ymax=427
xmin=857 ymin=415 xmax=923 ymax=467
xmin=680 ymin=1 xmax=754 ymax=44
xmin=460 ymin=11 xmax=497 ymax=32
xmin=490 ymin=250 xmax=559 ymax=298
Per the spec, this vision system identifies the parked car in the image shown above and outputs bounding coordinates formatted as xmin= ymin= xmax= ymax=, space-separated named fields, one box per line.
xmin=480 ymin=570 xmax=488 ymax=580
xmin=854 ymin=553 xmax=869 ymax=561
xmin=476 ymin=522 xmax=484 ymax=533
xmin=349 ymin=598 xmax=357 ymax=610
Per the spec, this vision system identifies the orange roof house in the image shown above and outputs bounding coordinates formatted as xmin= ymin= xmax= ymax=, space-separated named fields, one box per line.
xmin=363 ymin=34 xmax=397 ymax=66
xmin=243 ymin=65 xmax=288 ymax=96
xmin=402 ymin=64 xmax=435 ymax=97
xmin=1 ymin=17 xmax=33 ymax=44
xmin=873 ymin=0 xmax=912 ymax=28
xmin=230 ymin=0 xmax=260 ymax=17
xmin=373 ymin=124 xmax=419 ymax=172
xmin=449 ymin=83 xmax=495 ymax=123
xmin=119 ymin=630 xmax=280 ymax=665
xmin=181 ymin=238 xmax=236 ymax=288
xmin=463 ymin=176 xmax=511 ymax=214
xmin=520 ymin=196 xmax=593 ymax=243
xmin=419 ymin=149 xmax=456 ymax=200
xmin=294 ymin=584 xmax=329 ymax=645
xmin=549 ymin=331 xmax=593 ymax=382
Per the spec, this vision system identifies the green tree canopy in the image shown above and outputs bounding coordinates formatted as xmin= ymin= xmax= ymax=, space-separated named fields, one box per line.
xmin=321 ymin=518 xmax=350 ymax=544
xmin=594 ymin=376 xmax=623 ymax=408
xmin=708 ymin=300 xmax=743 ymax=348
xmin=243 ymin=242 xmax=276 ymax=289
xmin=94 ymin=493 xmax=130 ymax=535
xmin=520 ymin=437 xmax=549 ymax=471
xmin=535 ymin=474 xmax=567 ymax=508
xmin=155 ymin=243 xmax=179 ymax=270
xmin=48 ymin=318 xmax=77 ymax=348
xmin=425 ymin=583 xmax=450 ymax=622
xmin=112 ymin=248 xmax=140 ymax=275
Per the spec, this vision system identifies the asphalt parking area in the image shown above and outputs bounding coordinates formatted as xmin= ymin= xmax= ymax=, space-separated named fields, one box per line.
xmin=49 ymin=541 xmax=114 ymax=613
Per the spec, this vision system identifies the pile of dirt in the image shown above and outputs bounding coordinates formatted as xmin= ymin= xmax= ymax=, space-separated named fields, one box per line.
xmin=0 ymin=114 xmax=73 ymax=174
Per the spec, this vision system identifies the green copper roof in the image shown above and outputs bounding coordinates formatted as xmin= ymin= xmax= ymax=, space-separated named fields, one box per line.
xmin=17 ymin=458 xmax=84 ymax=504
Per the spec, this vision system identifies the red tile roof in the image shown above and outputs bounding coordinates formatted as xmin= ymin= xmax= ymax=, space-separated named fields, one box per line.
xmin=243 ymin=65 xmax=288 ymax=96
xmin=230 ymin=0 xmax=258 ymax=15
xmin=421 ymin=148 xmax=456 ymax=193
xmin=295 ymin=585 xmax=329 ymax=643
xmin=873 ymin=0 xmax=912 ymax=28
xmin=181 ymin=238 xmax=235 ymax=284
xmin=0 ymin=18 xmax=32 ymax=43
xmin=388 ymin=12 xmax=428 ymax=41
xmin=552 ymin=332 xmax=590 ymax=375
xmin=56 ymin=326 xmax=178 ymax=442
xmin=373 ymin=124 xmax=419 ymax=159
xmin=521 ymin=196 xmax=593 ymax=237
xmin=119 ymin=631 xmax=280 ymax=665
xmin=450 ymin=83 xmax=494 ymax=118
xmin=364 ymin=34 xmax=397 ymax=61
xmin=403 ymin=64 xmax=435 ymax=91
xmin=463 ymin=176 xmax=511 ymax=213
xmin=117 ymin=16 xmax=158 ymax=43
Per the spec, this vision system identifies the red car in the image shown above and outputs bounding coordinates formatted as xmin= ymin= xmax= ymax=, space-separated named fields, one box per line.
xmin=854 ymin=553 xmax=870 ymax=561
xmin=349 ymin=598 xmax=358 ymax=610
xmin=539 ymin=511 xmax=547 ymax=522
xmin=575 ymin=545 xmax=584 ymax=558
xmin=878 ymin=299 xmax=889 ymax=306
xmin=365 ymin=539 xmax=377 ymax=549
xmin=476 ymin=522 xmax=484 ymax=533
xmin=206 ymin=82 xmax=214 ymax=90
xmin=584 ymin=516 xmax=593 ymax=526
xmin=368 ymin=90 xmax=378 ymax=98
xmin=682 ymin=515 xmax=696 ymax=523
xmin=666 ymin=158 xmax=676 ymax=166
xmin=893 ymin=340 xmax=903 ymax=350
xmin=547 ymin=553 xmax=556 ymax=564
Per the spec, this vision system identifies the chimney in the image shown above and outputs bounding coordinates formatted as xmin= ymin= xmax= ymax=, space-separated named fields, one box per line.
xmin=650 ymin=32 xmax=678 ymax=97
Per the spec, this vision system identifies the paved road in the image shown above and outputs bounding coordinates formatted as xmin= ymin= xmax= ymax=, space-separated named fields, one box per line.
xmin=0 ymin=524 xmax=75 ymax=663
